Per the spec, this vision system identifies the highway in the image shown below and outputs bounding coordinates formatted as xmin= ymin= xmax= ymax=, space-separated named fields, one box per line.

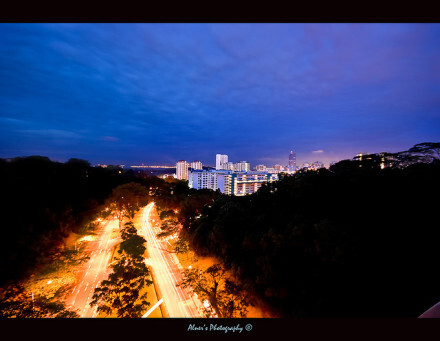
xmin=140 ymin=203 xmax=203 ymax=317
xmin=65 ymin=218 xmax=119 ymax=317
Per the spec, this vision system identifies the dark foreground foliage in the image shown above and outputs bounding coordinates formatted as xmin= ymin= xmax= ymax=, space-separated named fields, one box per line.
xmin=0 ymin=156 xmax=162 ymax=286
xmin=188 ymin=144 xmax=440 ymax=317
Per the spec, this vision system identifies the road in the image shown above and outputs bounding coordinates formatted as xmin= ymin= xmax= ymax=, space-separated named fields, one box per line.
xmin=140 ymin=203 xmax=203 ymax=317
xmin=65 ymin=218 xmax=119 ymax=317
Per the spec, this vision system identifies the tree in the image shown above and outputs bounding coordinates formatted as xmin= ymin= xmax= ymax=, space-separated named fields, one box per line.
xmin=90 ymin=222 xmax=152 ymax=317
xmin=65 ymin=158 xmax=91 ymax=168
xmin=119 ymin=222 xmax=148 ymax=261
xmin=178 ymin=264 xmax=250 ymax=318
xmin=156 ymin=217 xmax=179 ymax=239
xmin=0 ymin=283 xmax=79 ymax=318
xmin=107 ymin=182 xmax=149 ymax=228
xmin=174 ymin=237 xmax=189 ymax=255
xmin=159 ymin=209 xmax=175 ymax=221
xmin=174 ymin=235 xmax=190 ymax=261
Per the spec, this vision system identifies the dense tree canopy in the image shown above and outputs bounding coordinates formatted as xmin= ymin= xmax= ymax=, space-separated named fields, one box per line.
xmin=0 ymin=157 xmax=161 ymax=286
xmin=179 ymin=263 xmax=250 ymax=318
xmin=0 ymin=284 xmax=78 ymax=318
xmin=90 ymin=221 xmax=152 ymax=317
xmin=187 ymin=144 xmax=440 ymax=317
xmin=107 ymin=182 xmax=150 ymax=227
xmin=3 ymin=142 xmax=439 ymax=317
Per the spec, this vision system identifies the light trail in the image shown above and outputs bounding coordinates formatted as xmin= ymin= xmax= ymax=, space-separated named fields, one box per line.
xmin=140 ymin=203 xmax=202 ymax=317
xmin=66 ymin=218 xmax=118 ymax=317
xmin=141 ymin=204 xmax=189 ymax=317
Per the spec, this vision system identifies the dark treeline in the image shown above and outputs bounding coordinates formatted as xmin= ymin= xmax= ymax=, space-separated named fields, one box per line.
xmin=0 ymin=156 xmax=163 ymax=286
xmin=153 ymin=179 xmax=220 ymax=229
xmin=186 ymin=143 xmax=440 ymax=317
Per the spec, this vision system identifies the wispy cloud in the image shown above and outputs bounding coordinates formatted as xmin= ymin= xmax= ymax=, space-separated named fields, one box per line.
xmin=17 ymin=129 xmax=82 ymax=139
xmin=1 ymin=23 xmax=439 ymax=164
xmin=101 ymin=135 xmax=119 ymax=142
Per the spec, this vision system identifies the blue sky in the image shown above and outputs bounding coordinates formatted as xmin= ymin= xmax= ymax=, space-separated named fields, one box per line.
xmin=1 ymin=23 xmax=439 ymax=167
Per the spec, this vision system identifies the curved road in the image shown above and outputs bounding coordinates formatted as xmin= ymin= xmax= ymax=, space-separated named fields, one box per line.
xmin=66 ymin=218 xmax=119 ymax=317
xmin=140 ymin=203 xmax=203 ymax=317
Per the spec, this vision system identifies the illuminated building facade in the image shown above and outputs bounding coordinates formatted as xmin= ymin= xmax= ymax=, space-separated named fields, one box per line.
xmin=188 ymin=169 xmax=278 ymax=196
xmin=216 ymin=154 xmax=228 ymax=170
xmin=176 ymin=160 xmax=189 ymax=180
xmin=288 ymin=150 xmax=296 ymax=167
xmin=189 ymin=170 xmax=220 ymax=190
xmin=190 ymin=160 xmax=203 ymax=170
xmin=235 ymin=161 xmax=251 ymax=172
xmin=224 ymin=172 xmax=278 ymax=196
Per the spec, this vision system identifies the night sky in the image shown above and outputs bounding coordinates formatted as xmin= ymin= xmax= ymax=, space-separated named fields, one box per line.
xmin=1 ymin=23 xmax=439 ymax=167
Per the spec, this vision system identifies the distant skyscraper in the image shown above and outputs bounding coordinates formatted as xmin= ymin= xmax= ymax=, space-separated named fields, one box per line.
xmin=216 ymin=154 xmax=228 ymax=170
xmin=288 ymin=150 xmax=296 ymax=167
xmin=176 ymin=160 xmax=189 ymax=180
xmin=190 ymin=160 xmax=203 ymax=170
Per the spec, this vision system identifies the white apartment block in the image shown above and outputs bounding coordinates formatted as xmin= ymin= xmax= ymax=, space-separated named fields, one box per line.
xmin=188 ymin=169 xmax=278 ymax=196
xmin=189 ymin=170 xmax=221 ymax=191
xmin=228 ymin=172 xmax=278 ymax=196
xmin=216 ymin=154 xmax=228 ymax=170
xmin=176 ymin=160 xmax=189 ymax=180
xmin=235 ymin=161 xmax=251 ymax=172
xmin=223 ymin=162 xmax=235 ymax=170
xmin=190 ymin=160 xmax=203 ymax=170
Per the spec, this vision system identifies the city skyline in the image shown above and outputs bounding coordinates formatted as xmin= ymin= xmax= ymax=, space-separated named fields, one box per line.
xmin=1 ymin=24 xmax=440 ymax=166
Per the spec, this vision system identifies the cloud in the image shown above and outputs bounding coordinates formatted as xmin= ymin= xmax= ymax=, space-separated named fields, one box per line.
xmin=1 ymin=24 xmax=439 ymax=165
xmin=17 ymin=129 xmax=81 ymax=139
xmin=101 ymin=136 xmax=120 ymax=142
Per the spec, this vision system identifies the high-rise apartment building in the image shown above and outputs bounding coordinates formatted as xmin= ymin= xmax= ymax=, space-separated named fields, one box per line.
xmin=216 ymin=154 xmax=228 ymax=170
xmin=224 ymin=162 xmax=235 ymax=170
xmin=189 ymin=170 xmax=220 ymax=190
xmin=176 ymin=160 xmax=189 ymax=180
xmin=235 ymin=161 xmax=251 ymax=172
xmin=190 ymin=160 xmax=203 ymax=170
xmin=255 ymin=164 xmax=267 ymax=171
xmin=224 ymin=172 xmax=278 ymax=196
xmin=188 ymin=169 xmax=277 ymax=196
